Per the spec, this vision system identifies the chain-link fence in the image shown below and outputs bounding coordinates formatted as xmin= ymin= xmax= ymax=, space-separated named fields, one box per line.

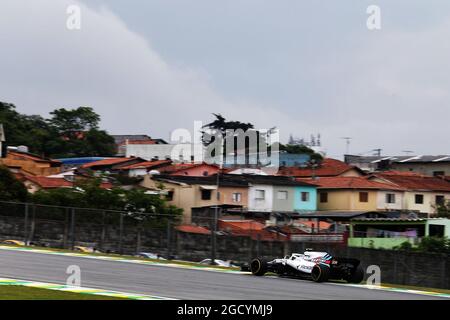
xmin=0 ymin=200 xmax=345 ymax=263
xmin=1 ymin=201 xmax=450 ymax=288
xmin=0 ymin=201 xmax=177 ymax=256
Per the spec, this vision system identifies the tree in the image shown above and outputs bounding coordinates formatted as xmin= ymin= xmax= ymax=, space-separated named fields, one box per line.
xmin=279 ymin=143 xmax=323 ymax=162
xmin=0 ymin=165 xmax=28 ymax=201
xmin=417 ymin=237 xmax=450 ymax=254
xmin=394 ymin=241 xmax=413 ymax=251
xmin=82 ymin=129 xmax=116 ymax=157
xmin=46 ymin=107 xmax=116 ymax=157
xmin=0 ymin=102 xmax=116 ymax=158
xmin=31 ymin=187 xmax=86 ymax=208
xmin=0 ymin=102 xmax=53 ymax=156
xmin=435 ymin=200 xmax=450 ymax=218
xmin=201 ymin=114 xmax=273 ymax=165
xmin=48 ymin=107 xmax=100 ymax=136
xmin=31 ymin=179 xmax=183 ymax=226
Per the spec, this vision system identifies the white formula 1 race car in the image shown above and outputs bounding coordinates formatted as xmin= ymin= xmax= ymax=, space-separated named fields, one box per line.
xmin=245 ymin=250 xmax=364 ymax=283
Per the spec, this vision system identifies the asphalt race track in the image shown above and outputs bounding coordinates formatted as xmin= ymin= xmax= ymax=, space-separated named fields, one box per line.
xmin=0 ymin=249 xmax=444 ymax=300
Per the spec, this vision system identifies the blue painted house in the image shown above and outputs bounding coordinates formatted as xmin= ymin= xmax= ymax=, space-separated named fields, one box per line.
xmin=293 ymin=185 xmax=317 ymax=212
xmin=241 ymin=175 xmax=317 ymax=213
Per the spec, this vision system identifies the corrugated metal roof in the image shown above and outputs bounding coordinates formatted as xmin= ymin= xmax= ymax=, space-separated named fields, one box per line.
xmin=351 ymin=218 xmax=426 ymax=222
xmin=349 ymin=155 xmax=450 ymax=164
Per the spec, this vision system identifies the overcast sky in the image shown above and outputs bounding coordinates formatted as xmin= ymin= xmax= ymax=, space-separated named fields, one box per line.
xmin=1 ymin=0 xmax=449 ymax=159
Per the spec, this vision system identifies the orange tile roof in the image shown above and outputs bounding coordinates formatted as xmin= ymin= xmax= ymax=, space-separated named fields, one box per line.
xmin=160 ymin=163 xmax=219 ymax=174
xmin=373 ymin=172 xmax=450 ymax=192
xmin=218 ymin=220 xmax=266 ymax=231
xmin=118 ymin=160 xmax=172 ymax=170
xmin=377 ymin=170 xmax=424 ymax=177
xmin=297 ymin=220 xmax=332 ymax=230
xmin=24 ymin=175 xmax=113 ymax=190
xmin=300 ymin=176 xmax=404 ymax=190
xmin=81 ymin=157 xmax=137 ymax=169
xmin=25 ymin=176 xmax=73 ymax=188
xmin=175 ymin=225 xmax=211 ymax=235
xmin=227 ymin=229 xmax=287 ymax=241
xmin=8 ymin=151 xmax=61 ymax=164
xmin=277 ymin=158 xmax=361 ymax=177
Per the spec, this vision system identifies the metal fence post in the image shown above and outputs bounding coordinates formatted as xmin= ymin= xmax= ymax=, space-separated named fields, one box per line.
xmin=70 ymin=208 xmax=76 ymax=250
xmin=100 ymin=211 xmax=106 ymax=252
xmin=24 ymin=203 xmax=29 ymax=244
xmin=211 ymin=210 xmax=217 ymax=264
xmin=166 ymin=220 xmax=172 ymax=260
xmin=29 ymin=204 xmax=36 ymax=244
xmin=393 ymin=252 xmax=398 ymax=284
xmin=136 ymin=221 xmax=142 ymax=255
xmin=118 ymin=213 xmax=124 ymax=255
xmin=63 ymin=208 xmax=69 ymax=248
xmin=256 ymin=233 xmax=261 ymax=258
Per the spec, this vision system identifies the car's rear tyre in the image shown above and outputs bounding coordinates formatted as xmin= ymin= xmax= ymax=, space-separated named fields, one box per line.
xmin=346 ymin=265 xmax=364 ymax=284
xmin=250 ymin=258 xmax=267 ymax=276
xmin=311 ymin=264 xmax=330 ymax=282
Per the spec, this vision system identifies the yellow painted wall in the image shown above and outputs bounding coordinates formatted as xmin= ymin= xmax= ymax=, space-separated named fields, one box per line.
xmin=141 ymin=175 xmax=248 ymax=223
xmin=317 ymin=189 xmax=378 ymax=211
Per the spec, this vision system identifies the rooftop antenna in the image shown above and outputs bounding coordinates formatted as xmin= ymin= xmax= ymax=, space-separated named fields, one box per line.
xmin=341 ymin=137 xmax=352 ymax=155
xmin=372 ymin=148 xmax=382 ymax=157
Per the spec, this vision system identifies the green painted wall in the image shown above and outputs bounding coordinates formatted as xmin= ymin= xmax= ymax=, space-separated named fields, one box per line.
xmin=426 ymin=219 xmax=450 ymax=237
xmin=348 ymin=237 xmax=413 ymax=249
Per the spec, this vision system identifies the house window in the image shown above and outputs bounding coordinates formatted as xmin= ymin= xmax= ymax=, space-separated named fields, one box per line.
xmin=255 ymin=189 xmax=265 ymax=200
xmin=319 ymin=192 xmax=328 ymax=203
xmin=201 ymin=189 xmax=212 ymax=200
xmin=429 ymin=224 xmax=445 ymax=237
xmin=301 ymin=192 xmax=310 ymax=202
xmin=386 ymin=193 xmax=396 ymax=204
xmin=232 ymin=193 xmax=242 ymax=202
xmin=277 ymin=191 xmax=288 ymax=200
xmin=433 ymin=171 xmax=445 ymax=177
xmin=436 ymin=195 xmax=445 ymax=206
xmin=415 ymin=194 xmax=424 ymax=204
xmin=166 ymin=191 xmax=174 ymax=201
xmin=359 ymin=192 xmax=369 ymax=203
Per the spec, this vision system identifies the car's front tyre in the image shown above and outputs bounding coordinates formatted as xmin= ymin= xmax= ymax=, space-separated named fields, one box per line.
xmin=250 ymin=258 xmax=268 ymax=276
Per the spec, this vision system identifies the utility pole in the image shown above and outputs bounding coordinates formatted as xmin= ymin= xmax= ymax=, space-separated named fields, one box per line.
xmin=211 ymin=137 xmax=223 ymax=265
xmin=0 ymin=124 xmax=5 ymax=158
